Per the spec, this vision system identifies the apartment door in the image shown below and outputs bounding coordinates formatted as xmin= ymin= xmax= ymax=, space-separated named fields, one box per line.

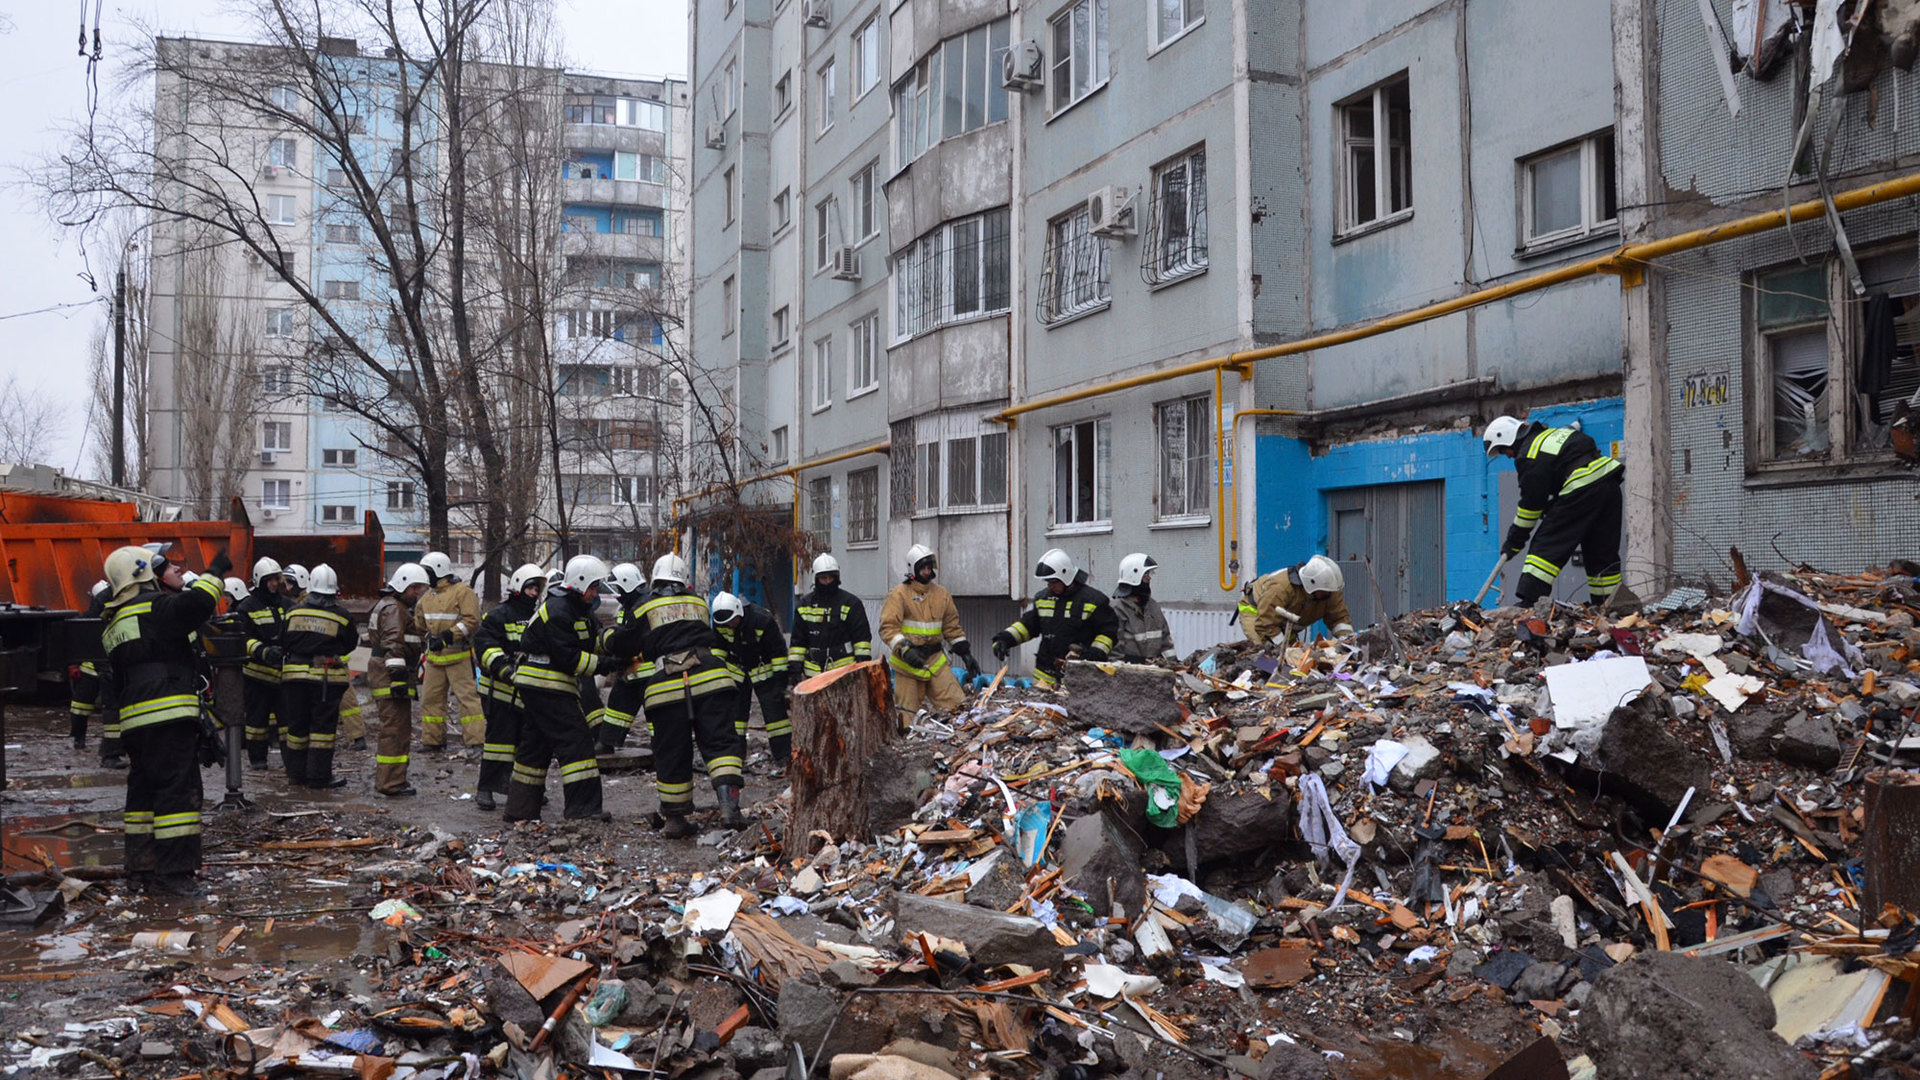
xmin=1328 ymin=481 xmax=1446 ymax=629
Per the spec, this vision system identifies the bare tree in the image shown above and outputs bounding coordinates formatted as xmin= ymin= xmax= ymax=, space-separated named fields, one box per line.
xmin=83 ymin=233 xmax=152 ymax=487
xmin=0 ymin=374 xmax=63 ymax=465
xmin=167 ymin=240 xmax=265 ymax=517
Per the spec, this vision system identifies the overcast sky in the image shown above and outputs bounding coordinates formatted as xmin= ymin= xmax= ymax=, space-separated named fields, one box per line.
xmin=0 ymin=0 xmax=688 ymax=479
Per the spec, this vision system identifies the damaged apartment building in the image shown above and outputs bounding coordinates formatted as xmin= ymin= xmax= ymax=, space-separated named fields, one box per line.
xmin=682 ymin=0 xmax=1920 ymax=645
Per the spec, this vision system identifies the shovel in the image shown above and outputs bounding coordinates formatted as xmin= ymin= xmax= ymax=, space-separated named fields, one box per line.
xmin=1473 ymin=555 xmax=1512 ymax=606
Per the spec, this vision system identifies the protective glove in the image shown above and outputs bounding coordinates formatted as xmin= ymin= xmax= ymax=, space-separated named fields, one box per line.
xmin=1087 ymin=641 xmax=1110 ymax=661
xmin=426 ymin=632 xmax=447 ymax=651
xmin=208 ymin=551 xmax=234 ymax=578
xmin=595 ymin=653 xmax=624 ymax=676
xmin=788 ymin=661 xmax=806 ymax=687
xmin=952 ymin=640 xmax=980 ymax=681
xmin=990 ymin=631 xmax=1014 ymax=662
xmin=1272 ymin=606 xmax=1302 ymax=625
xmin=260 ymin=645 xmax=286 ymax=667
xmin=1331 ymin=622 xmax=1356 ymax=638
xmin=1501 ymin=525 xmax=1531 ymax=561
xmin=1066 ymin=643 xmax=1086 ymax=660
xmin=903 ymin=644 xmax=935 ymax=668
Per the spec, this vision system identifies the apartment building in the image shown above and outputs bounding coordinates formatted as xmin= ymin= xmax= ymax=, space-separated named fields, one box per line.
xmin=144 ymin=34 xmax=688 ymax=570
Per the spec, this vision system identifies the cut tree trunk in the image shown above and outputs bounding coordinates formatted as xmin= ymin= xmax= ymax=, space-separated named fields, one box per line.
xmin=786 ymin=660 xmax=894 ymax=856
xmin=1863 ymin=769 xmax=1920 ymax=916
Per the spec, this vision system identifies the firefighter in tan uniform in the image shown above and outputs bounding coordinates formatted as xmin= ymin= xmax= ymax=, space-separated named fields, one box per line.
xmin=367 ymin=564 xmax=429 ymax=796
xmin=1237 ymin=555 xmax=1355 ymax=646
xmin=879 ymin=545 xmax=978 ymax=725
xmin=413 ymin=551 xmax=484 ymax=751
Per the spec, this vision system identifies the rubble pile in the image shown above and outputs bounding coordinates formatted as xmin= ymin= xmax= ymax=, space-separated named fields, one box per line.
xmin=7 ymin=565 xmax=1920 ymax=1079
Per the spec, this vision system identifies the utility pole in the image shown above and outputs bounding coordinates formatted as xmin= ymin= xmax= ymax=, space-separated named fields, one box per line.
xmin=111 ymin=269 xmax=126 ymax=488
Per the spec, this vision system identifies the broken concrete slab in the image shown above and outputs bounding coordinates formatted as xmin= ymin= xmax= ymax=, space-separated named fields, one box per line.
xmin=1774 ymin=712 xmax=1842 ymax=770
xmin=1057 ymin=810 xmax=1146 ymax=919
xmin=890 ymin=892 xmax=1064 ymax=969
xmin=1154 ymin=788 xmax=1293 ymax=865
xmin=1583 ymin=951 xmax=1817 ymax=1080
xmin=1731 ymin=708 xmax=1790 ymax=758
xmin=1387 ymin=734 xmax=1444 ymax=795
xmin=1063 ymin=660 xmax=1183 ymax=735
xmin=1583 ymin=698 xmax=1715 ymax=818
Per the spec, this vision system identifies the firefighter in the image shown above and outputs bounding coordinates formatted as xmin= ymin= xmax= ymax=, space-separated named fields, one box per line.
xmin=878 ymin=545 xmax=976 ymax=725
xmin=367 ymin=563 xmax=429 ymax=797
xmin=1238 ymin=555 xmax=1354 ymax=647
xmin=473 ymin=563 xmax=546 ymax=811
xmin=633 ymin=554 xmax=745 ymax=837
xmin=100 ymin=543 xmax=228 ymax=895
xmin=787 ymin=554 xmax=871 ymax=683
xmin=990 ymin=549 xmax=1118 ymax=689
xmin=596 ymin=562 xmax=651 ymax=752
xmin=1112 ymin=553 xmax=1177 ymax=662
xmin=710 ymin=591 xmax=793 ymax=769
xmin=69 ymin=580 xmax=124 ymax=765
xmin=1483 ymin=415 xmax=1625 ymax=607
xmin=236 ymin=557 xmax=290 ymax=769
xmin=505 ymin=555 xmax=619 ymax=822
xmin=278 ymin=564 xmax=359 ymax=789
xmin=414 ymin=551 xmax=484 ymax=753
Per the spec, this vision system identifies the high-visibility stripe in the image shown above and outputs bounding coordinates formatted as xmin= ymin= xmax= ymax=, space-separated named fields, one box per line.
xmin=901 ymin=619 xmax=945 ymax=634
xmin=70 ymin=702 xmax=98 ymax=716
xmin=600 ymin=711 xmax=634 ymax=729
xmin=309 ymin=732 xmax=336 ymax=747
xmin=887 ymin=650 xmax=949 ymax=679
xmin=123 ymin=811 xmax=154 ymax=835
xmin=79 ymin=661 xmax=99 ymax=676
xmin=766 ymin=716 xmax=793 ymax=737
xmin=376 ymin=754 xmax=410 ymax=765
xmin=283 ymin=734 xmax=311 ymax=749
xmin=482 ymin=743 xmax=515 ymax=762
xmin=148 ymin=814 xmax=198 ymax=839
xmin=1092 ymin=634 xmax=1115 ymax=652
xmin=117 ymin=694 xmax=201 ymax=731
xmin=559 ymin=758 xmax=599 ymax=782
xmin=1034 ymin=668 xmax=1060 ymax=688
xmin=514 ymin=665 xmax=581 ymax=692
xmin=1007 ymin=622 xmax=1033 ymax=643
xmin=1559 ymin=453 xmax=1622 ymax=496
xmin=426 ymin=649 xmax=473 ymax=665
xmin=512 ymin=764 xmax=548 ymax=783
xmin=1523 ymin=555 xmax=1561 ymax=583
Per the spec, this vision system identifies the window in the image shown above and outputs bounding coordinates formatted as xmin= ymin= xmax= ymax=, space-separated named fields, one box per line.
xmin=812 ymin=336 xmax=833 ymax=410
xmin=325 ymin=223 xmax=360 ymax=244
xmin=807 ymin=476 xmax=832 ymax=548
xmin=1852 ymin=251 xmax=1920 ymax=453
xmin=1338 ymin=75 xmax=1412 ymax=234
xmin=1049 ymin=0 xmax=1110 ymax=113
xmin=847 ymin=468 xmax=879 ymax=545
xmin=1154 ymin=0 xmax=1204 ymax=44
xmin=265 ymin=309 xmax=296 ymax=338
xmin=1040 ymin=204 xmax=1111 ymax=324
xmin=774 ymin=72 xmax=792 ymax=117
xmin=773 ymin=306 xmax=791 ymax=350
xmin=893 ymin=207 xmax=1011 ymax=339
xmin=815 ymin=197 xmax=837 ymax=271
xmin=565 ymin=94 xmax=666 ymax=130
xmin=852 ymin=17 xmax=881 ymax=98
xmin=621 ymin=97 xmax=668 ymax=130
xmin=326 ymin=167 xmax=348 ymax=187
xmin=722 ymin=275 xmax=736 ymax=335
xmin=1146 ymin=146 xmax=1208 ymax=284
xmin=262 ymin=366 xmax=294 ymax=393
xmin=771 ymin=425 xmax=789 ymax=464
xmin=725 ymin=59 xmax=739 ymax=116
xmin=614 ymin=152 xmax=667 ymax=183
xmin=612 ymin=475 xmax=655 ymax=505
xmin=848 ymin=313 xmax=879 ymax=395
xmin=320 ymin=504 xmax=356 ymax=524
xmin=1521 ymin=131 xmax=1618 ymax=248
xmin=323 ymin=279 xmax=360 ymax=300
xmin=262 ymin=421 xmax=292 ymax=452
xmin=322 ymin=448 xmax=357 ymax=468
xmin=1156 ymin=395 xmax=1212 ymax=519
xmin=387 ymin=481 xmax=416 ymax=510
xmin=268 ymin=85 xmax=300 ymax=111
xmin=817 ymin=59 xmax=837 ymax=134
xmin=1051 ymin=417 xmax=1111 ymax=526
xmin=892 ymin=20 xmax=1009 ymax=169
xmin=851 ymin=164 xmax=878 ymax=242
xmin=919 ymin=438 xmax=941 ymax=512
xmin=1754 ymin=264 xmax=1831 ymax=463
xmin=267 ymin=194 xmax=297 ymax=225
xmin=724 ymin=167 xmax=737 ymax=227
xmin=774 ymin=188 xmax=792 ymax=231
xmin=267 ymin=137 xmax=298 ymax=168
xmin=914 ymin=411 xmax=1009 ymax=512
xmin=262 ymin=479 xmax=291 ymax=510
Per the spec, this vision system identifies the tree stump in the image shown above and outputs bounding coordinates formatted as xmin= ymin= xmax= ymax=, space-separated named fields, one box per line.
xmin=1863 ymin=769 xmax=1920 ymax=915
xmin=786 ymin=660 xmax=894 ymax=856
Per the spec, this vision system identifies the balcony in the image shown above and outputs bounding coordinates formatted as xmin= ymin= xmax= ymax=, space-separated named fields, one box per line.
xmin=564 ymin=175 xmax=669 ymax=210
xmin=563 ymin=123 xmax=667 ymax=156
xmin=562 ymin=229 xmax=665 ymax=263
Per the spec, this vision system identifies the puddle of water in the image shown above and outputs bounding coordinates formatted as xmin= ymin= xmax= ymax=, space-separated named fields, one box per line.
xmin=1 ymin=813 xmax=121 ymax=873
xmin=3 ymin=770 xmax=128 ymax=792
xmin=1337 ymin=1031 xmax=1513 ymax=1080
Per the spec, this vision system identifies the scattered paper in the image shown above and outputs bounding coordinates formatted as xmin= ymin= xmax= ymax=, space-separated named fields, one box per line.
xmin=1541 ymin=656 xmax=1653 ymax=730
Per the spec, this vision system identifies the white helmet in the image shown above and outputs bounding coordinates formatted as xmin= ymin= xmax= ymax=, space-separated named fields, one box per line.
xmin=547 ymin=568 xmax=565 ymax=588
xmin=563 ymin=554 xmax=610 ymax=596
xmin=1299 ymin=554 xmax=1344 ymax=595
xmin=307 ymin=564 xmax=340 ymax=596
xmin=387 ymin=562 xmax=430 ymax=594
xmin=252 ymin=556 xmax=283 ymax=587
xmin=104 ymin=545 xmax=159 ymax=603
xmin=1117 ymin=552 xmax=1159 ymax=587
xmin=649 ymin=553 xmax=690 ymax=588
xmin=711 ymin=591 xmax=744 ymax=623
xmin=904 ymin=544 xmax=936 ymax=575
xmin=812 ymin=553 xmax=840 ymax=577
xmin=509 ymin=563 xmax=547 ymax=594
xmin=1034 ymin=548 xmax=1076 ymax=585
xmin=420 ymin=551 xmax=455 ymax=582
xmin=224 ymin=576 xmax=250 ymax=602
xmin=91 ymin=579 xmax=110 ymax=600
xmin=1483 ymin=415 xmax=1525 ymax=457
xmin=609 ymin=562 xmax=647 ymax=595
xmin=284 ymin=563 xmax=310 ymax=591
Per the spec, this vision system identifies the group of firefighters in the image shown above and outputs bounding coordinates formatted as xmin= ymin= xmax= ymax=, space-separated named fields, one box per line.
xmin=71 ymin=410 xmax=1623 ymax=895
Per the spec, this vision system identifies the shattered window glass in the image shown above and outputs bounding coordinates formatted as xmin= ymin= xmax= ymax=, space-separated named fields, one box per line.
xmin=1769 ymin=328 xmax=1830 ymax=459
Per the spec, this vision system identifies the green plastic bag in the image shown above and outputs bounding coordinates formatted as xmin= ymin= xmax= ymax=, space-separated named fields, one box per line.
xmin=1118 ymin=748 xmax=1183 ymax=829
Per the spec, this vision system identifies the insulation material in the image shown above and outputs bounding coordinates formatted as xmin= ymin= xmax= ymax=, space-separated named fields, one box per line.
xmin=1733 ymin=0 xmax=1797 ymax=78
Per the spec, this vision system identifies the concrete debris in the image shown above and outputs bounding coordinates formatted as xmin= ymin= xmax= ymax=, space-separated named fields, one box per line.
xmin=1584 ymin=951 xmax=1818 ymax=1079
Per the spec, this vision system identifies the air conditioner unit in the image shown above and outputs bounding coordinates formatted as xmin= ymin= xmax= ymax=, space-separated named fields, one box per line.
xmin=1001 ymin=40 xmax=1044 ymax=90
xmin=259 ymin=451 xmax=277 ymax=465
xmin=261 ymin=165 xmax=281 ymax=178
xmin=803 ymin=0 xmax=830 ymax=27
xmin=830 ymin=246 xmax=861 ymax=281
xmin=260 ymin=508 xmax=278 ymax=521
xmin=1087 ymin=185 xmax=1137 ymax=238
xmin=704 ymin=121 xmax=727 ymax=150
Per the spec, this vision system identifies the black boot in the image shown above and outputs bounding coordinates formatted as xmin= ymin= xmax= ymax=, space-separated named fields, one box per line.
xmin=475 ymin=789 xmax=496 ymax=811
xmin=660 ymin=812 xmax=696 ymax=839
xmin=69 ymin=715 xmax=87 ymax=750
xmin=715 ymin=783 xmax=747 ymax=829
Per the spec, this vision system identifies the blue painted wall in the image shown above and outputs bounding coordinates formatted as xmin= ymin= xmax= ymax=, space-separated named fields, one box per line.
xmin=1253 ymin=398 xmax=1624 ymax=601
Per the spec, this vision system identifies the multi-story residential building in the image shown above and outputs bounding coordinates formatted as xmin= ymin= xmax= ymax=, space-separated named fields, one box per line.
xmin=144 ymin=34 xmax=688 ymax=571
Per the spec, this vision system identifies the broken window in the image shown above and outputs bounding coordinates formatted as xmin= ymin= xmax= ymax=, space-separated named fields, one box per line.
xmin=1756 ymin=264 xmax=1831 ymax=462
xmin=1850 ymin=251 xmax=1920 ymax=453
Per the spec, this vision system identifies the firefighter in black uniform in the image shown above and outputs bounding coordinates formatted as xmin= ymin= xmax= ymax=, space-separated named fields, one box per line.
xmin=594 ymin=562 xmax=652 ymax=752
xmin=787 ymin=554 xmax=872 ymax=683
xmin=711 ymin=590 xmax=793 ymax=769
xmin=471 ymin=563 xmax=547 ymax=811
xmin=237 ymin=557 xmax=290 ymax=768
xmin=632 ymin=554 xmax=746 ymax=837
xmin=1482 ymin=415 xmax=1625 ymax=607
xmin=991 ymin=548 xmax=1120 ymax=689
xmin=70 ymin=580 xmax=127 ymax=766
xmin=100 ymin=544 xmax=228 ymax=895
xmin=505 ymin=555 xmax=621 ymax=822
xmin=277 ymin=564 xmax=359 ymax=789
